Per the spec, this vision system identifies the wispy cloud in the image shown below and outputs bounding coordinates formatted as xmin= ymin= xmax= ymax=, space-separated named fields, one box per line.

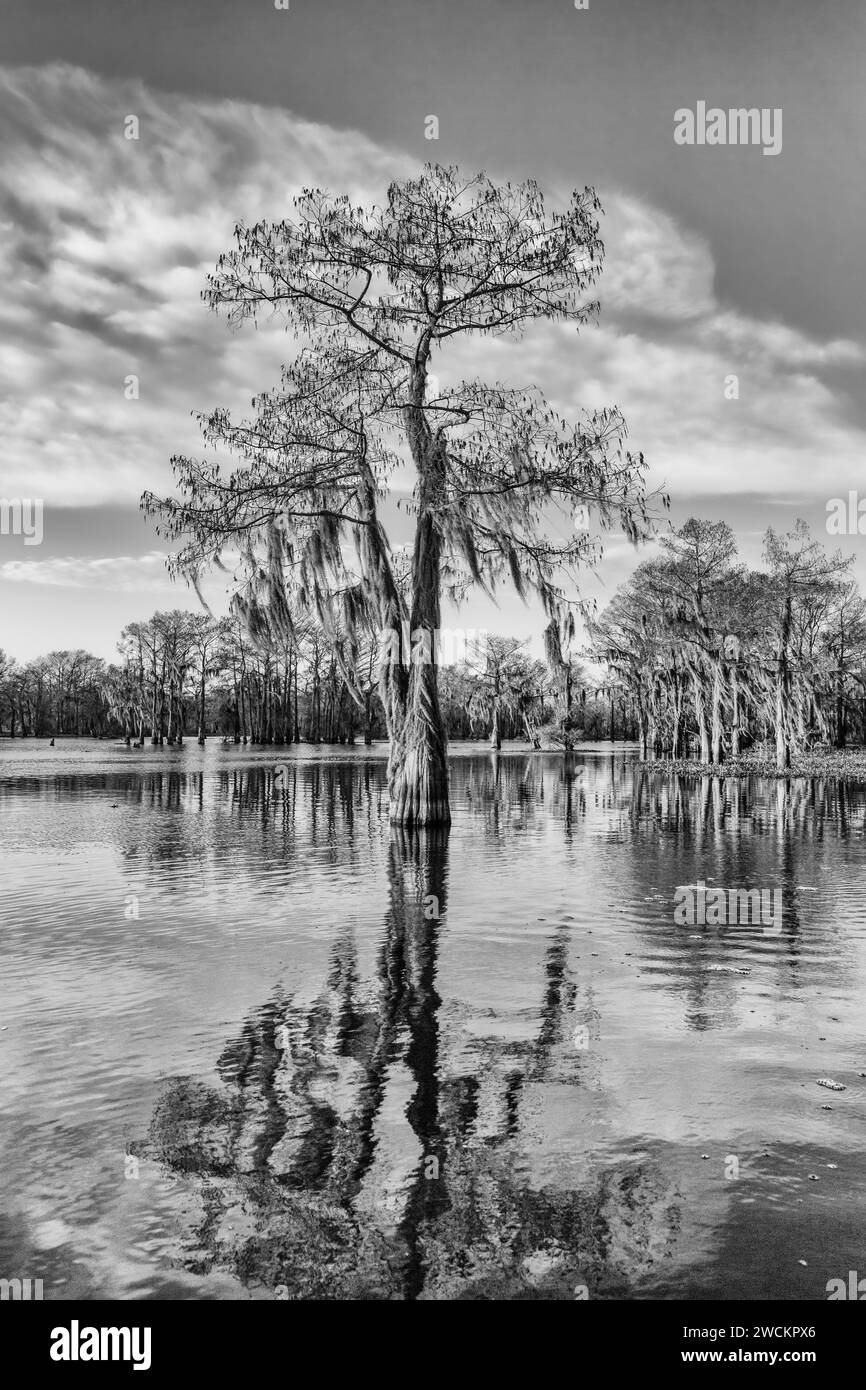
xmin=0 ymin=62 xmax=409 ymax=506
xmin=0 ymin=552 xmax=179 ymax=590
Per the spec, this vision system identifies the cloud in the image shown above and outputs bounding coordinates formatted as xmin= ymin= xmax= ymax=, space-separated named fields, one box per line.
xmin=0 ymin=552 xmax=177 ymax=591
xmin=437 ymin=188 xmax=866 ymax=503
xmin=0 ymin=62 xmax=410 ymax=506
xmin=601 ymin=192 xmax=717 ymax=321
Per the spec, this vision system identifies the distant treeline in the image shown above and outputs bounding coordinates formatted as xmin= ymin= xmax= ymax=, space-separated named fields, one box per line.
xmin=4 ymin=517 xmax=860 ymax=763
xmin=0 ymin=617 xmax=630 ymax=747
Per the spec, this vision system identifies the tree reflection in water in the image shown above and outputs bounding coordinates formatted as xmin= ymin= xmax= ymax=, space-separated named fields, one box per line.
xmin=146 ymin=818 xmax=681 ymax=1300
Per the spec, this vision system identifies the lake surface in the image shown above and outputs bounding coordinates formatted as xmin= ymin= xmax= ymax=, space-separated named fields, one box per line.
xmin=2 ymin=739 xmax=865 ymax=1300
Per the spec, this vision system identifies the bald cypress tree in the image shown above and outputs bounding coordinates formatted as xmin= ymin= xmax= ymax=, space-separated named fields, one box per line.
xmin=145 ymin=165 xmax=651 ymax=824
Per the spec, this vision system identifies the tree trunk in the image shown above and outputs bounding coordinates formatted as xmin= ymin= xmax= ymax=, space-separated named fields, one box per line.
xmin=387 ymin=409 xmax=450 ymax=826
xmin=710 ymin=663 xmax=724 ymax=764
xmin=729 ymin=666 xmax=740 ymax=758
xmin=233 ymin=684 xmax=241 ymax=743
xmin=776 ymin=596 xmax=792 ymax=772
xmin=638 ymin=708 xmax=648 ymax=760
xmin=775 ymin=680 xmax=788 ymax=771
xmin=364 ymin=691 xmax=373 ymax=745
xmin=150 ymin=660 xmax=160 ymax=744
xmin=671 ymin=675 xmax=682 ymax=759
xmin=490 ymin=706 xmax=501 ymax=751
xmin=835 ymin=664 xmax=846 ymax=749
xmin=388 ymin=659 xmax=451 ymax=825
xmin=692 ymin=672 xmax=710 ymax=765
xmin=198 ymin=667 xmax=206 ymax=745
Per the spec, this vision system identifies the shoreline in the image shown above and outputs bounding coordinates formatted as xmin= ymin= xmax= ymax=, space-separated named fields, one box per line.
xmin=639 ymin=748 xmax=866 ymax=781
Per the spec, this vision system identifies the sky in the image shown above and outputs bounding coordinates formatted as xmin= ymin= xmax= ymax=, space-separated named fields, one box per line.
xmin=1 ymin=0 xmax=865 ymax=662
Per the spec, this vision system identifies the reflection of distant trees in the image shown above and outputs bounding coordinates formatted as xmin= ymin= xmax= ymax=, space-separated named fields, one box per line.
xmin=622 ymin=772 xmax=866 ymax=1029
xmin=5 ymin=762 xmax=390 ymax=885
xmin=458 ymin=752 xmax=595 ymax=835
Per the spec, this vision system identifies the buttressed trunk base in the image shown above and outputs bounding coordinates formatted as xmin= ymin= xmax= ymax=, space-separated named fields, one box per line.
xmin=388 ymin=743 xmax=451 ymax=826
xmin=388 ymin=665 xmax=451 ymax=827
